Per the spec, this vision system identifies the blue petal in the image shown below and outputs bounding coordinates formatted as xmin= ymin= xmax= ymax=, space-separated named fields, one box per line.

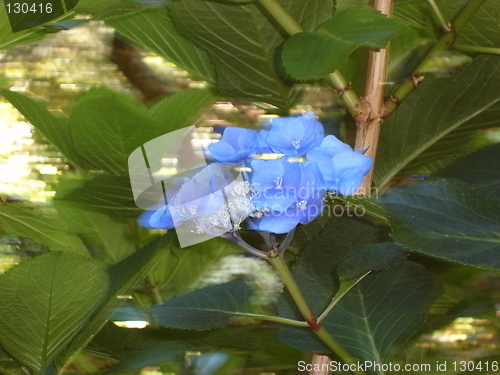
xmin=252 ymin=189 xmax=297 ymax=212
xmin=208 ymin=127 xmax=259 ymax=163
xmin=249 ymin=211 xmax=301 ymax=234
xmin=265 ymin=112 xmax=324 ymax=156
xmin=250 ymin=159 xmax=285 ymax=190
xmin=138 ymin=207 xmax=175 ymax=229
xmin=312 ymin=135 xmax=352 ymax=157
xmin=332 ymin=151 xmax=373 ymax=176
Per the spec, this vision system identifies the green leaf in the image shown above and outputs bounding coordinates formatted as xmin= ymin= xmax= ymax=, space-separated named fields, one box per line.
xmin=281 ymin=216 xmax=380 ymax=318
xmin=436 ymin=143 xmax=500 ymax=200
xmin=0 ymin=203 xmax=89 ymax=256
xmin=63 ymin=233 xmax=175 ymax=364
xmin=149 ymin=87 xmax=217 ymax=130
xmin=58 ymin=174 xmax=141 ymax=216
xmin=54 ymin=201 xmax=136 ymax=263
xmin=0 ymin=252 xmax=109 ymax=373
xmin=382 ymin=179 xmax=500 ymax=270
xmin=170 ymin=0 xmax=334 ymax=109
xmin=0 ymin=15 xmax=45 ymax=50
xmin=154 ymin=280 xmax=252 ymax=329
xmin=75 ymin=0 xmax=169 ymax=19
xmin=68 ymin=87 xmax=216 ymax=174
xmin=148 ymin=238 xmax=238 ymax=298
xmin=280 ymin=262 xmax=441 ymax=363
xmin=375 ymin=55 xmax=500 ymax=189
xmin=0 ymin=4 xmax=76 ymax=49
xmin=282 ymin=6 xmax=408 ymax=80
xmin=107 ymin=9 xmax=216 ymax=82
xmin=70 ymin=88 xmax=161 ymax=174
xmin=334 ymin=195 xmax=390 ymax=221
xmin=0 ymin=90 xmax=92 ymax=169
xmin=337 ymin=242 xmax=407 ymax=280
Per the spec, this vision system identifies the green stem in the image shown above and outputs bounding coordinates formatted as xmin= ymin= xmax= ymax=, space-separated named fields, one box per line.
xmin=453 ymin=44 xmax=500 ymax=55
xmin=427 ymin=0 xmax=452 ymax=32
xmin=256 ymin=0 xmax=363 ymax=117
xmin=385 ymin=0 xmax=488 ymax=114
xmin=268 ymin=254 xmax=367 ymax=375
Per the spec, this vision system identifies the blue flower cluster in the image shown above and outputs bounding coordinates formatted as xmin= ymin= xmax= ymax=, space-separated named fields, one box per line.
xmin=140 ymin=112 xmax=372 ymax=235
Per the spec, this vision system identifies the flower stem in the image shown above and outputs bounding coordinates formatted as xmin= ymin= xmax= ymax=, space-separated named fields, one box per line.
xmin=385 ymin=0 xmax=488 ymax=114
xmin=268 ymin=254 xmax=367 ymax=375
xmin=256 ymin=0 xmax=362 ymax=117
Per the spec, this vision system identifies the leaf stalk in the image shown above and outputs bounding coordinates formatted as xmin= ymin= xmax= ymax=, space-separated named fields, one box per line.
xmin=268 ymin=254 xmax=367 ymax=375
xmin=256 ymin=0 xmax=363 ymax=117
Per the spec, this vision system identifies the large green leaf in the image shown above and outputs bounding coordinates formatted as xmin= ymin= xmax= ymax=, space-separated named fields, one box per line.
xmin=436 ymin=143 xmax=500 ymax=200
xmin=149 ymin=87 xmax=217 ymax=129
xmin=0 ymin=252 xmax=109 ymax=374
xmin=0 ymin=90 xmax=92 ymax=169
xmin=0 ymin=203 xmax=89 ymax=256
xmin=69 ymin=87 xmax=216 ymax=174
xmin=70 ymin=88 xmax=161 ymax=174
xmin=54 ymin=201 xmax=136 ymax=263
xmin=278 ymin=217 xmax=440 ymax=362
xmin=154 ymin=280 xmax=252 ymax=329
xmin=336 ymin=242 xmax=406 ymax=280
xmin=58 ymin=175 xmax=141 ymax=216
xmin=382 ymin=179 xmax=500 ymax=270
xmin=282 ymin=6 xmax=408 ymax=80
xmin=280 ymin=216 xmax=380 ymax=319
xmin=107 ymin=9 xmax=216 ymax=82
xmin=280 ymin=261 xmax=441 ymax=365
xmin=170 ymin=0 xmax=334 ymax=109
xmin=63 ymin=233 xmax=175 ymax=364
xmin=375 ymin=55 xmax=500 ymax=189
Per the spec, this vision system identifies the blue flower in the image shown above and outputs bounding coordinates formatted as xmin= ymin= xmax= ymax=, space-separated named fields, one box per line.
xmin=208 ymin=127 xmax=259 ymax=163
xmin=249 ymin=161 xmax=325 ymax=233
xmin=264 ymin=112 xmax=324 ymax=156
xmin=138 ymin=164 xmax=242 ymax=231
xmin=137 ymin=112 xmax=373 ymax=237
xmin=250 ymin=158 xmax=302 ymax=211
xmin=307 ymin=135 xmax=372 ymax=195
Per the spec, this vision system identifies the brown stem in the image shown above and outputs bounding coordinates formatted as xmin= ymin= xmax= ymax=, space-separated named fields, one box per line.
xmin=111 ymin=35 xmax=186 ymax=102
xmin=354 ymin=0 xmax=393 ymax=196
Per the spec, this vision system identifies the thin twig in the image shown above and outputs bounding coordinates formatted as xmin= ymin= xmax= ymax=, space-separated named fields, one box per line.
xmin=384 ymin=0 xmax=488 ymax=115
xmin=427 ymin=0 xmax=452 ymax=32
